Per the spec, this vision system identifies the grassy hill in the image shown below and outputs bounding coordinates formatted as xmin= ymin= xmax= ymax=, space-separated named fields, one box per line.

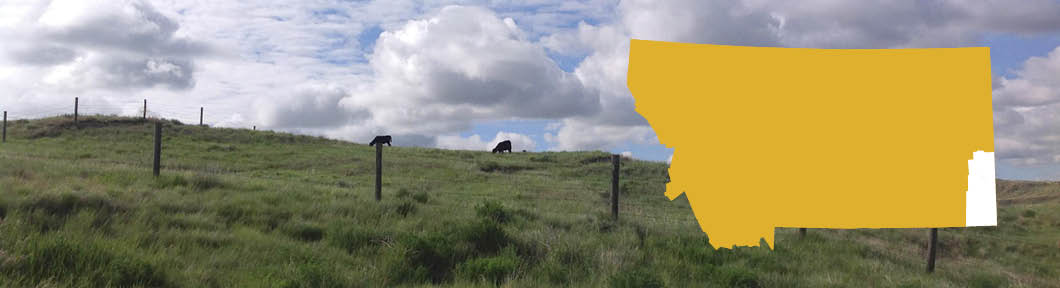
xmin=0 ymin=115 xmax=1057 ymax=287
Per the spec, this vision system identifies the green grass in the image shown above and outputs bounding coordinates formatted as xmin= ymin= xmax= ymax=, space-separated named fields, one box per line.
xmin=0 ymin=115 xmax=1057 ymax=287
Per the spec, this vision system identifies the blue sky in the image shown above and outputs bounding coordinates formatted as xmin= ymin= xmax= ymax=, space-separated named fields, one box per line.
xmin=980 ymin=34 xmax=1060 ymax=180
xmin=1 ymin=0 xmax=1060 ymax=179
xmin=981 ymin=34 xmax=1060 ymax=78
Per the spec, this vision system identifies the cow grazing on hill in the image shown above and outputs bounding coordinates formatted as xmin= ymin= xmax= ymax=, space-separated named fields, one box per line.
xmin=492 ymin=140 xmax=512 ymax=153
xmin=369 ymin=135 xmax=392 ymax=146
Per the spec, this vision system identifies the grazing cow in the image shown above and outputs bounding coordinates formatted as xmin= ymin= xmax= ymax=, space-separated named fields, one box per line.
xmin=492 ymin=140 xmax=512 ymax=153
xmin=369 ymin=135 xmax=392 ymax=146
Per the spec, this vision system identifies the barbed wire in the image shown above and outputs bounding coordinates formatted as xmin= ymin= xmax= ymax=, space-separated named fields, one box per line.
xmin=6 ymin=100 xmax=1052 ymax=245
xmin=1 ymin=99 xmax=262 ymax=129
xmin=1 ymin=136 xmax=693 ymax=228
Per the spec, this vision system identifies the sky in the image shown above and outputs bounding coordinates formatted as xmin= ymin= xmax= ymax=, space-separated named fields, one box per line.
xmin=1 ymin=0 xmax=1060 ymax=180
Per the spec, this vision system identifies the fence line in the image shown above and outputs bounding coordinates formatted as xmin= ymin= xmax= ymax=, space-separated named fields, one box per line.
xmin=1 ymin=98 xmax=262 ymax=130
xmin=4 ymin=97 xmax=1019 ymax=274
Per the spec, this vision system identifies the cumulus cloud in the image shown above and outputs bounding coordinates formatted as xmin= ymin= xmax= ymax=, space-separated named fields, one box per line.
xmin=994 ymin=47 xmax=1060 ymax=108
xmin=239 ymin=4 xmax=606 ymax=146
xmin=260 ymin=84 xmax=370 ymax=128
xmin=4 ymin=0 xmax=1060 ymax=167
xmin=621 ymin=0 xmax=782 ymax=47
xmin=230 ymin=4 xmax=605 ymax=146
xmin=545 ymin=118 xmax=655 ymax=150
xmin=542 ymin=0 xmax=783 ymax=151
xmin=994 ymin=47 xmax=1060 ymax=165
xmin=347 ymin=5 xmax=600 ymax=137
xmin=436 ymin=131 xmax=536 ymax=151
xmin=0 ymin=0 xmax=208 ymax=93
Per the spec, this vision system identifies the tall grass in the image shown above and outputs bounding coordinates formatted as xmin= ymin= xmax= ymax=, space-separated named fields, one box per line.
xmin=0 ymin=116 xmax=1056 ymax=287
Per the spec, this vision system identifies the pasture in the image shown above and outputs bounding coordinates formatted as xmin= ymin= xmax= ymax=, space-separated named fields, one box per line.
xmin=0 ymin=116 xmax=1056 ymax=287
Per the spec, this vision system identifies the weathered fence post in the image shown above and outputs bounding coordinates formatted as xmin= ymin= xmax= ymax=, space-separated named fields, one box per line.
xmin=143 ymin=99 xmax=147 ymax=120
xmin=926 ymin=228 xmax=938 ymax=272
xmin=253 ymin=125 xmax=256 ymax=131
xmin=199 ymin=107 xmax=204 ymax=126
xmin=375 ymin=142 xmax=383 ymax=201
xmin=74 ymin=97 xmax=79 ymax=126
xmin=800 ymin=228 xmax=807 ymax=238
xmin=2 ymin=111 xmax=6 ymax=143
xmin=153 ymin=122 xmax=162 ymax=176
xmin=612 ymin=154 xmax=620 ymax=220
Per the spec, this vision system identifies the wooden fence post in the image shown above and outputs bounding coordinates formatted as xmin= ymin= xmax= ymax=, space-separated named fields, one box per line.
xmin=153 ymin=122 xmax=162 ymax=176
xmin=927 ymin=228 xmax=938 ymax=272
xmin=74 ymin=97 xmax=78 ymax=126
xmin=199 ymin=107 xmax=204 ymax=126
xmin=612 ymin=154 xmax=620 ymax=220
xmin=375 ymin=142 xmax=383 ymax=201
xmin=143 ymin=99 xmax=147 ymax=120
xmin=2 ymin=111 xmax=6 ymax=143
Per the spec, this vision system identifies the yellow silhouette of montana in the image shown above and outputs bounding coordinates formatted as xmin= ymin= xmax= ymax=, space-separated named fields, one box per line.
xmin=627 ymin=40 xmax=995 ymax=249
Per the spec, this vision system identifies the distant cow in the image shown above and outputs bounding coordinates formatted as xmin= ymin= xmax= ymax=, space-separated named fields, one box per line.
xmin=492 ymin=140 xmax=512 ymax=153
xmin=369 ymin=135 xmax=392 ymax=146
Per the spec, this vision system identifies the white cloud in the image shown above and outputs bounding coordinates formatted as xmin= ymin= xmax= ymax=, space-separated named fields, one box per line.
xmin=545 ymin=118 xmax=655 ymax=151
xmin=994 ymin=47 xmax=1060 ymax=107
xmin=0 ymin=0 xmax=208 ymax=98
xmin=621 ymin=0 xmax=782 ymax=47
xmin=259 ymin=84 xmax=370 ymax=128
xmin=993 ymin=47 xmax=1060 ymax=165
xmin=351 ymin=5 xmax=599 ymax=133
xmin=259 ymin=5 xmax=608 ymax=146
xmin=751 ymin=0 xmax=1060 ymax=48
xmin=3 ymin=0 xmax=1060 ymax=168
xmin=436 ymin=134 xmax=489 ymax=151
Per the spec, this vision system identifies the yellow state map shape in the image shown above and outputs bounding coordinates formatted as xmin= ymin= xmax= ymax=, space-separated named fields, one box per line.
xmin=627 ymin=40 xmax=993 ymax=249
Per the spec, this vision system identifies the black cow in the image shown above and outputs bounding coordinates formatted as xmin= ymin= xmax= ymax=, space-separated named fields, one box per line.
xmin=369 ymin=135 xmax=392 ymax=146
xmin=492 ymin=140 xmax=512 ymax=153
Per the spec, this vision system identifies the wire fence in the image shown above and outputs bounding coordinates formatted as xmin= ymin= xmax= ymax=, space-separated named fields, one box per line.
xmin=0 ymin=101 xmax=693 ymax=227
xmin=3 ymin=97 xmax=1050 ymax=272
xmin=2 ymin=97 xmax=258 ymax=129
